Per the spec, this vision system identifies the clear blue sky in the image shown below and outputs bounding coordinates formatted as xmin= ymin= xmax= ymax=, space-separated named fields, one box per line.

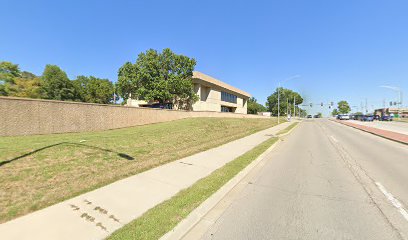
xmin=2 ymin=0 xmax=407 ymax=115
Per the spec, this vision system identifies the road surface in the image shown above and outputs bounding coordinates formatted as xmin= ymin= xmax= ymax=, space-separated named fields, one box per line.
xmin=183 ymin=119 xmax=408 ymax=240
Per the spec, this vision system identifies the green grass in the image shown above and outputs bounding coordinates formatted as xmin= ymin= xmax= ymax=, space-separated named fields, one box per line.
xmin=107 ymin=136 xmax=279 ymax=240
xmin=277 ymin=122 xmax=299 ymax=135
xmin=0 ymin=117 xmax=279 ymax=223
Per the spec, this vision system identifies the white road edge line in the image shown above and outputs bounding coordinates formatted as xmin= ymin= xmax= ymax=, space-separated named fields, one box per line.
xmin=330 ymin=135 xmax=338 ymax=143
xmin=375 ymin=182 xmax=408 ymax=221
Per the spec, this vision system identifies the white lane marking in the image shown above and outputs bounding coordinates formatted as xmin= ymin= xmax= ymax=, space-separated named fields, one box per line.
xmin=330 ymin=136 xmax=339 ymax=143
xmin=375 ymin=182 xmax=408 ymax=221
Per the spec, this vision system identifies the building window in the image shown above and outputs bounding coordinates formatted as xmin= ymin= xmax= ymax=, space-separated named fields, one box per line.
xmin=221 ymin=91 xmax=237 ymax=104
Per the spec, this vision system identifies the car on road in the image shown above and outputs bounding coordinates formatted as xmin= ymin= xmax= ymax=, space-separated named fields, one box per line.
xmin=307 ymin=115 xmax=312 ymax=118
xmin=381 ymin=115 xmax=393 ymax=121
xmin=362 ymin=115 xmax=374 ymax=122
xmin=338 ymin=114 xmax=350 ymax=120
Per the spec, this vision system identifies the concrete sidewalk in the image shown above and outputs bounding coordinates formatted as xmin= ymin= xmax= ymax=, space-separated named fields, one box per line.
xmin=334 ymin=120 xmax=408 ymax=144
xmin=0 ymin=121 xmax=292 ymax=240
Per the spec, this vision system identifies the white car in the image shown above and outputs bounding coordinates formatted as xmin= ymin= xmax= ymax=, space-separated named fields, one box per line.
xmin=338 ymin=114 xmax=350 ymax=120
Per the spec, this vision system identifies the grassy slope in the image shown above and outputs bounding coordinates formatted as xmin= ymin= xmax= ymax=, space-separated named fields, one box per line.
xmin=108 ymin=137 xmax=279 ymax=240
xmin=0 ymin=117 xmax=278 ymax=222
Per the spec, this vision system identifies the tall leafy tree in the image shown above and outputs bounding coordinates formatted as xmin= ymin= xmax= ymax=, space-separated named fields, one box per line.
xmin=247 ymin=97 xmax=267 ymax=114
xmin=266 ymin=87 xmax=303 ymax=116
xmin=0 ymin=61 xmax=21 ymax=96
xmin=41 ymin=65 xmax=76 ymax=101
xmin=117 ymin=48 xmax=198 ymax=109
xmin=7 ymin=77 xmax=44 ymax=98
xmin=337 ymin=100 xmax=351 ymax=114
xmin=73 ymin=76 xmax=115 ymax=104
xmin=331 ymin=108 xmax=339 ymax=116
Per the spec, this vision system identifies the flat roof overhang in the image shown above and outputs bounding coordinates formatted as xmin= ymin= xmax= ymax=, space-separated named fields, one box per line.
xmin=192 ymin=71 xmax=251 ymax=98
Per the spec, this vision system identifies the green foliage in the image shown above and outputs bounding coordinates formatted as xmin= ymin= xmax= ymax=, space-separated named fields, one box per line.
xmin=7 ymin=77 xmax=45 ymax=98
xmin=299 ymin=108 xmax=307 ymax=117
xmin=247 ymin=97 xmax=267 ymax=114
xmin=117 ymin=48 xmax=198 ymax=109
xmin=337 ymin=100 xmax=351 ymax=114
xmin=266 ymin=87 xmax=303 ymax=116
xmin=0 ymin=61 xmax=44 ymax=98
xmin=41 ymin=65 xmax=76 ymax=101
xmin=1 ymin=61 xmax=21 ymax=96
xmin=331 ymin=108 xmax=339 ymax=116
xmin=73 ymin=76 xmax=115 ymax=104
xmin=316 ymin=112 xmax=323 ymax=118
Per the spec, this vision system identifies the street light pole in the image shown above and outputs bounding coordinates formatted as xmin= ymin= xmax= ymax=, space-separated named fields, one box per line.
xmin=380 ymin=85 xmax=403 ymax=115
xmin=277 ymin=75 xmax=300 ymax=124
xmin=278 ymin=83 xmax=280 ymax=124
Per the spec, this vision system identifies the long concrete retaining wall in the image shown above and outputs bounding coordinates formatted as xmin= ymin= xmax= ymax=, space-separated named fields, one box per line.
xmin=0 ymin=97 xmax=268 ymax=136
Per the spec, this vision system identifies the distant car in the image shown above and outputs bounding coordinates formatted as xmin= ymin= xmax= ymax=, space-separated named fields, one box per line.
xmin=374 ymin=115 xmax=381 ymax=120
xmin=307 ymin=115 xmax=312 ymax=118
xmin=338 ymin=114 xmax=350 ymax=120
xmin=381 ymin=115 xmax=393 ymax=121
xmin=314 ymin=115 xmax=319 ymax=118
xmin=362 ymin=115 xmax=374 ymax=122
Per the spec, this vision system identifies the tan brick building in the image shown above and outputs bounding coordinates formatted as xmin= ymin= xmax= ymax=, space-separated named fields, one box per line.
xmin=127 ymin=71 xmax=251 ymax=114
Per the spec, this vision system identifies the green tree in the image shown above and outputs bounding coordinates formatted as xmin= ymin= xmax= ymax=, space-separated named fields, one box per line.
xmin=331 ymin=108 xmax=339 ymax=116
xmin=266 ymin=87 xmax=303 ymax=116
xmin=247 ymin=97 xmax=267 ymax=114
xmin=7 ymin=77 xmax=45 ymax=98
xmin=117 ymin=48 xmax=198 ymax=110
xmin=299 ymin=108 xmax=308 ymax=117
xmin=73 ymin=76 xmax=115 ymax=104
xmin=0 ymin=61 xmax=21 ymax=96
xmin=337 ymin=100 xmax=351 ymax=114
xmin=42 ymin=65 xmax=76 ymax=101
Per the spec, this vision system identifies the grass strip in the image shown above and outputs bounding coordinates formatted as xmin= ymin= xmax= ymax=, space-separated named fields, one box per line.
xmin=108 ymin=137 xmax=279 ymax=240
xmin=277 ymin=122 xmax=299 ymax=135
xmin=0 ymin=117 xmax=279 ymax=222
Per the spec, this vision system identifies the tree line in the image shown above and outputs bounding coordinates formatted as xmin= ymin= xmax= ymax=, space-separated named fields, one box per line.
xmin=0 ymin=62 xmax=116 ymax=104
xmin=1 ymin=48 xmax=308 ymax=115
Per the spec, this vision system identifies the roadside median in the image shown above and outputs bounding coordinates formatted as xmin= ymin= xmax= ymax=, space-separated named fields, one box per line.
xmin=332 ymin=120 xmax=408 ymax=144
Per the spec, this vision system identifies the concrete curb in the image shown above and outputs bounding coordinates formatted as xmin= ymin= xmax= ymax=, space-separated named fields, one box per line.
xmin=160 ymin=122 xmax=300 ymax=240
xmin=277 ymin=121 xmax=301 ymax=137
xmin=330 ymin=119 xmax=408 ymax=145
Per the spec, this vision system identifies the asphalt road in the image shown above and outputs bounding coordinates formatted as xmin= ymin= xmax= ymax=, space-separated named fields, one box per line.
xmin=183 ymin=119 xmax=408 ymax=240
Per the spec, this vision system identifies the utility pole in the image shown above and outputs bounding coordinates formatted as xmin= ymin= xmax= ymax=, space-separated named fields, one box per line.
xmin=365 ymin=98 xmax=368 ymax=113
xmin=277 ymin=84 xmax=280 ymax=124
xmin=287 ymin=98 xmax=289 ymax=116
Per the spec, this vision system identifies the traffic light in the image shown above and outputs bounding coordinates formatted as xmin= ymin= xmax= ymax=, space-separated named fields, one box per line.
xmin=321 ymin=102 xmax=323 ymax=107
xmin=310 ymin=103 xmax=313 ymax=107
xmin=390 ymin=101 xmax=393 ymax=106
xmin=331 ymin=102 xmax=334 ymax=106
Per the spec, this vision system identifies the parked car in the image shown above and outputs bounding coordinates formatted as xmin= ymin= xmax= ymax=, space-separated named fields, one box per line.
xmin=314 ymin=115 xmax=319 ymax=118
xmin=338 ymin=114 xmax=350 ymax=120
xmin=381 ymin=115 xmax=393 ymax=121
xmin=307 ymin=115 xmax=312 ymax=118
xmin=362 ymin=115 xmax=374 ymax=121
